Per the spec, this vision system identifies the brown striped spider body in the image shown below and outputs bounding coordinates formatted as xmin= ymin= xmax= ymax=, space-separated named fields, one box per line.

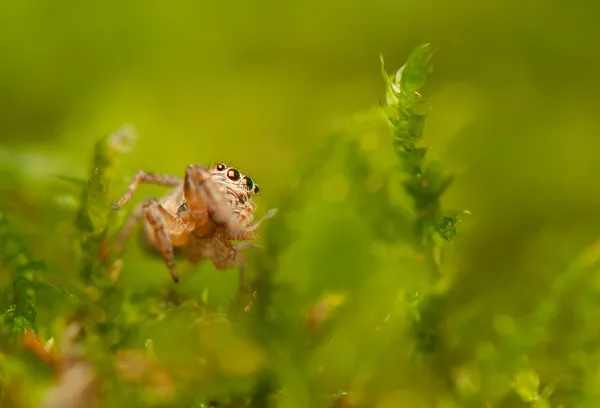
xmin=112 ymin=163 xmax=276 ymax=286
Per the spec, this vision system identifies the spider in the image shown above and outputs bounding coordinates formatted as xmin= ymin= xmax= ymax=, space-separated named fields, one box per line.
xmin=112 ymin=163 xmax=277 ymax=287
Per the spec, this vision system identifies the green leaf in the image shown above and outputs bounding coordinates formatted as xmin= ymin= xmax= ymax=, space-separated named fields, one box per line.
xmin=438 ymin=210 xmax=470 ymax=241
xmin=513 ymin=368 xmax=540 ymax=402
xmin=11 ymin=277 xmax=37 ymax=332
xmin=399 ymin=43 xmax=433 ymax=94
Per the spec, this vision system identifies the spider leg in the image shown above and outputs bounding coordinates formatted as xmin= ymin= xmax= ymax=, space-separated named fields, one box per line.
xmin=184 ymin=165 xmax=243 ymax=236
xmin=143 ymin=197 xmax=181 ymax=283
xmin=247 ymin=208 xmax=278 ymax=232
xmin=228 ymin=208 xmax=278 ymax=241
xmin=113 ymin=171 xmax=182 ymax=210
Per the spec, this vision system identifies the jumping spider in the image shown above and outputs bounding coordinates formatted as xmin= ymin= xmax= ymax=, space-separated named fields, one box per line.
xmin=112 ymin=163 xmax=277 ymax=287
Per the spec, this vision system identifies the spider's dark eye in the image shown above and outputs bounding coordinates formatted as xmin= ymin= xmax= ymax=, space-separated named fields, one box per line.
xmin=253 ymin=184 xmax=260 ymax=194
xmin=227 ymin=168 xmax=240 ymax=181
xmin=244 ymin=177 xmax=254 ymax=191
xmin=215 ymin=163 xmax=226 ymax=171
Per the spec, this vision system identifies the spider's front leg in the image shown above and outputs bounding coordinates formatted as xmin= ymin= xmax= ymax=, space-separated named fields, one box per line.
xmin=184 ymin=165 xmax=244 ymax=236
xmin=231 ymin=208 xmax=278 ymax=241
xmin=218 ymin=208 xmax=278 ymax=242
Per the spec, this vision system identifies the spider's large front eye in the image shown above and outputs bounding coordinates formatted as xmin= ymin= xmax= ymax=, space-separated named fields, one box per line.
xmin=227 ymin=168 xmax=241 ymax=181
xmin=253 ymin=184 xmax=260 ymax=194
xmin=244 ymin=177 xmax=254 ymax=191
xmin=215 ymin=163 xmax=226 ymax=171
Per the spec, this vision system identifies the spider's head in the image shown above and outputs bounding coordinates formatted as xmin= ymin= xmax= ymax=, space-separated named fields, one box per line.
xmin=212 ymin=162 xmax=260 ymax=199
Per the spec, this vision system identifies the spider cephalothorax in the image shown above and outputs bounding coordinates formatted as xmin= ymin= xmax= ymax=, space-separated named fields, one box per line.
xmin=209 ymin=163 xmax=260 ymax=227
xmin=112 ymin=162 xmax=276 ymax=286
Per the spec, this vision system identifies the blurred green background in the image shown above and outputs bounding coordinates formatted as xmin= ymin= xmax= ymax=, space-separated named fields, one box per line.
xmin=1 ymin=0 xmax=600 ymax=407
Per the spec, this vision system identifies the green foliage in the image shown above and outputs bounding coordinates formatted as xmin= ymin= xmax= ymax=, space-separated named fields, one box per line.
xmin=76 ymin=125 xmax=137 ymax=286
xmin=0 ymin=211 xmax=48 ymax=333
xmin=382 ymin=45 xmax=467 ymax=257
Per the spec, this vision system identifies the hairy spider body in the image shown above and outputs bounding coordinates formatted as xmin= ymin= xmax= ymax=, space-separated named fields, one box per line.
xmin=112 ymin=163 xmax=276 ymax=285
